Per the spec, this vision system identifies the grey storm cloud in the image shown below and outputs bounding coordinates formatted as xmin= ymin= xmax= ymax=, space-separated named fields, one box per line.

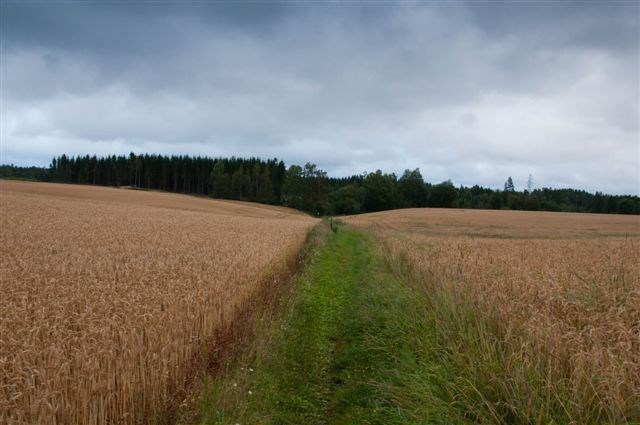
xmin=2 ymin=1 xmax=638 ymax=194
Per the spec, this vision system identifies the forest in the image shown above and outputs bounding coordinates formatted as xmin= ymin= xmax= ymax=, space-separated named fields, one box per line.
xmin=1 ymin=153 xmax=638 ymax=215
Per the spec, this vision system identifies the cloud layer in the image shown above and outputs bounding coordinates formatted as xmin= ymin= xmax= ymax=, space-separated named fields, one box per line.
xmin=2 ymin=2 xmax=638 ymax=194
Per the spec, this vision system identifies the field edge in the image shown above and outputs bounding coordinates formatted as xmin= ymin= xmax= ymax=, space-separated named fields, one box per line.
xmin=169 ymin=221 xmax=331 ymax=424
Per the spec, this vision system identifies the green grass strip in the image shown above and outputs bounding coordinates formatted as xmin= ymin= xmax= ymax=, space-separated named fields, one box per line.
xmin=183 ymin=224 xmax=635 ymax=425
xmin=190 ymin=228 xmax=434 ymax=424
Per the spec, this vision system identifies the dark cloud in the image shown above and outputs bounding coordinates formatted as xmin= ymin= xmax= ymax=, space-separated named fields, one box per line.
xmin=2 ymin=2 xmax=292 ymax=48
xmin=465 ymin=1 xmax=639 ymax=51
xmin=2 ymin=1 xmax=638 ymax=194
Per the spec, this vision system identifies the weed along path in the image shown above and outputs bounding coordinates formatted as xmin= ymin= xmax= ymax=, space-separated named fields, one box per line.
xmin=188 ymin=227 xmax=427 ymax=424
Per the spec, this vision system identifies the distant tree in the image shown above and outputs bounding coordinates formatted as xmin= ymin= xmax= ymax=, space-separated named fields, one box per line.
xmin=231 ymin=166 xmax=244 ymax=199
xmin=282 ymin=165 xmax=306 ymax=211
xmin=523 ymin=195 xmax=540 ymax=211
xmin=398 ymin=168 xmax=428 ymax=207
xmin=506 ymin=193 xmax=522 ymax=210
xmin=131 ymin=153 xmax=142 ymax=187
xmin=363 ymin=170 xmax=400 ymax=212
xmin=592 ymin=192 xmax=605 ymax=213
xmin=78 ymin=156 xmax=89 ymax=184
xmin=504 ymin=176 xmax=515 ymax=192
xmin=209 ymin=160 xmax=227 ymax=198
xmin=428 ymin=180 xmax=458 ymax=208
xmin=619 ymin=198 xmax=636 ymax=215
xmin=90 ymin=155 xmax=99 ymax=185
xmin=273 ymin=160 xmax=287 ymax=203
xmin=59 ymin=154 xmax=69 ymax=182
xmin=280 ymin=162 xmax=328 ymax=214
xmin=605 ymin=195 xmax=618 ymax=214
xmin=257 ymin=170 xmax=273 ymax=203
xmin=329 ymin=184 xmax=365 ymax=215
xmin=302 ymin=163 xmax=328 ymax=214
xmin=221 ymin=174 xmax=232 ymax=198
xmin=242 ymin=171 xmax=253 ymax=201
xmin=251 ymin=163 xmax=261 ymax=200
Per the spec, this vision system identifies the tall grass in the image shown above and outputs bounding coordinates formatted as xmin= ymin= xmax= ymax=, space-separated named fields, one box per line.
xmin=347 ymin=209 xmax=639 ymax=424
xmin=377 ymin=235 xmax=638 ymax=424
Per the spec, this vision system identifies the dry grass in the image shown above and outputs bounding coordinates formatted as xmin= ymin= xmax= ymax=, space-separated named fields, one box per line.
xmin=345 ymin=208 xmax=640 ymax=422
xmin=0 ymin=180 xmax=316 ymax=424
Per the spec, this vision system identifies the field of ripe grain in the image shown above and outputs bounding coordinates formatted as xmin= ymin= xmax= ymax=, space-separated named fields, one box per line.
xmin=0 ymin=180 xmax=316 ymax=424
xmin=345 ymin=208 xmax=640 ymax=423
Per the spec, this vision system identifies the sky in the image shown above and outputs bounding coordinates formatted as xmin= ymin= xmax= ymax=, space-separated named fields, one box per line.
xmin=1 ymin=1 xmax=638 ymax=195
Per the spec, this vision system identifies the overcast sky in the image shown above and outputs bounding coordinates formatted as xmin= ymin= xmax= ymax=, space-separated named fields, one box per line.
xmin=2 ymin=1 xmax=638 ymax=194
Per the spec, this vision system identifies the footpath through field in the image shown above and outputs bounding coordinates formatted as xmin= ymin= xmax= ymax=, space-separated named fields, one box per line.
xmin=189 ymin=227 xmax=426 ymax=424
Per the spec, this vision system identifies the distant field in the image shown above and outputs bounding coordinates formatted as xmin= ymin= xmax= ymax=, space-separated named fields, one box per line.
xmin=0 ymin=181 xmax=316 ymax=424
xmin=345 ymin=208 xmax=640 ymax=422
xmin=2 ymin=180 xmax=309 ymax=219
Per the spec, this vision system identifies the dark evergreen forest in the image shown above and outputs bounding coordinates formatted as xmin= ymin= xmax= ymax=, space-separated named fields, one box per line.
xmin=1 ymin=154 xmax=638 ymax=215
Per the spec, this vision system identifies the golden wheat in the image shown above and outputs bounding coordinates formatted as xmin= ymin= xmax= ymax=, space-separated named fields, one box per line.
xmin=346 ymin=208 xmax=640 ymax=420
xmin=0 ymin=181 xmax=316 ymax=424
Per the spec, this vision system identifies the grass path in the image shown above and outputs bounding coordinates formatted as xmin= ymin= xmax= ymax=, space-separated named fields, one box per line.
xmin=187 ymin=226 xmax=531 ymax=424
xmin=189 ymin=227 xmax=435 ymax=424
xmin=182 ymin=223 xmax=635 ymax=425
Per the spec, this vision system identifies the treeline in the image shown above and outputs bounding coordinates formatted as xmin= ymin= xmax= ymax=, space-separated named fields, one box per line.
xmin=0 ymin=165 xmax=49 ymax=181
xmin=44 ymin=154 xmax=287 ymax=204
xmin=1 ymin=154 xmax=638 ymax=215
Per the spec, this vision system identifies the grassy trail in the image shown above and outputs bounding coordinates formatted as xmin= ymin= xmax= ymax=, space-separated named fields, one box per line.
xmin=183 ymin=223 xmax=636 ymax=425
xmin=190 ymin=227 xmax=427 ymax=424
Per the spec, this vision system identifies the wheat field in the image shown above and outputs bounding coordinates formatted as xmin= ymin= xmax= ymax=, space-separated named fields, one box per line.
xmin=0 ymin=180 xmax=316 ymax=424
xmin=346 ymin=208 xmax=640 ymax=422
